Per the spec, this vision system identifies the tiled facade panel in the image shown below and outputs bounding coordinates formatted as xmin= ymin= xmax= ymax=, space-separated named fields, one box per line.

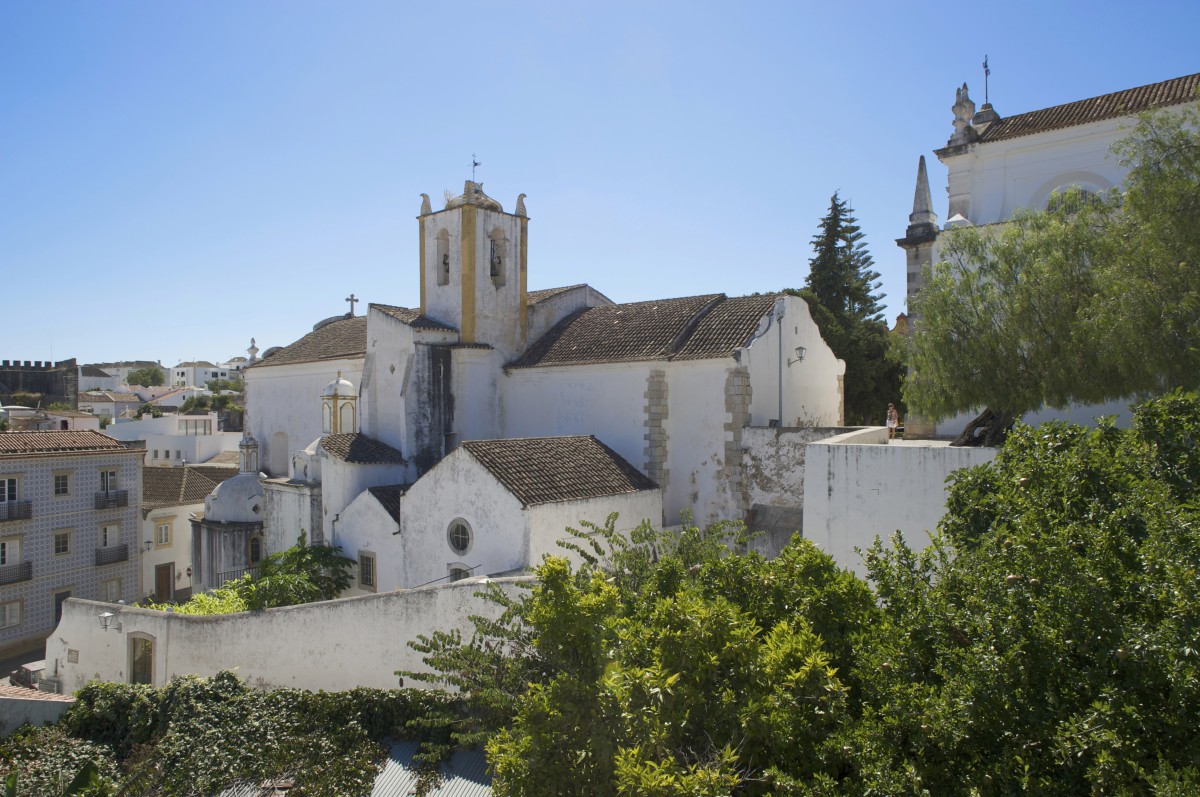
xmin=0 ymin=450 xmax=140 ymax=655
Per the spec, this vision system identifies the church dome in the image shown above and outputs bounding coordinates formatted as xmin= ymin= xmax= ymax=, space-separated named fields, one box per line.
xmin=445 ymin=180 xmax=503 ymax=213
xmin=204 ymin=471 xmax=264 ymax=524
xmin=322 ymin=373 xmax=356 ymax=398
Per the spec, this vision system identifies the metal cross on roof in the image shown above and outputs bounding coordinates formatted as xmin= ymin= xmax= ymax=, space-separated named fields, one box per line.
xmin=345 ymin=293 xmax=358 ymax=316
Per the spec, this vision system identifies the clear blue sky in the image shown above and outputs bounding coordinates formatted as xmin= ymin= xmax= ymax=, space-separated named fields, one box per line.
xmin=2 ymin=1 xmax=1197 ymax=367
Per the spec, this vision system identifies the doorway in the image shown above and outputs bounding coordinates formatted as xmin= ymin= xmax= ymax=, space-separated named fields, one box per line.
xmin=53 ymin=589 xmax=72 ymax=625
xmin=154 ymin=563 xmax=174 ymax=603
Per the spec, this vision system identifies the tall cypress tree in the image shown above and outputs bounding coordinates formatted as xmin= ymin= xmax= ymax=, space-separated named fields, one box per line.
xmin=793 ymin=192 xmax=902 ymax=426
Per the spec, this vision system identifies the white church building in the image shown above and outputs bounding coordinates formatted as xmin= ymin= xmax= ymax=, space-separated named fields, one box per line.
xmin=201 ymin=181 xmax=846 ymax=594
xmin=898 ymin=70 xmax=1200 ymax=437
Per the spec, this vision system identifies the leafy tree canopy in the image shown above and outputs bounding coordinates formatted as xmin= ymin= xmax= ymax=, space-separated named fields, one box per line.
xmin=147 ymin=534 xmax=354 ymax=614
xmin=125 ymin=367 xmax=164 ymax=387
xmin=205 ymin=376 xmax=244 ymax=393
xmin=791 ymin=192 xmax=903 ymax=425
xmin=405 ymin=515 xmax=878 ymax=794
xmin=905 ymin=104 xmax=1200 ymax=430
xmin=852 ymin=390 xmax=1200 ymax=794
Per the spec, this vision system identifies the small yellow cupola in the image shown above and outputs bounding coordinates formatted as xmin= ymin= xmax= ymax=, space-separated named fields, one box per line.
xmin=321 ymin=371 xmax=357 ymax=435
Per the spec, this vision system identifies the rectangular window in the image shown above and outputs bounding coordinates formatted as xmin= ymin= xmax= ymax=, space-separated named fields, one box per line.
xmin=1 ymin=478 xmax=16 ymax=503
xmin=53 ymin=531 xmax=71 ymax=556
xmin=0 ymin=600 xmax=20 ymax=628
xmin=153 ymin=450 xmax=159 ymax=459
xmin=0 ymin=538 xmax=20 ymax=566
xmin=359 ymin=552 xmax=376 ymax=590
xmin=100 ymin=469 xmax=118 ymax=493
xmin=54 ymin=473 xmax=70 ymax=496
xmin=156 ymin=523 xmax=171 ymax=546
xmin=101 ymin=524 xmax=119 ymax=548
xmin=100 ymin=578 xmax=121 ymax=603
xmin=175 ymin=451 xmax=181 ymax=460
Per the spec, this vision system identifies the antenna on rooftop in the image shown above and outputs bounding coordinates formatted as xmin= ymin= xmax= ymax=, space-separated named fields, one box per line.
xmin=983 ymin=55 xmax=991 ymax=105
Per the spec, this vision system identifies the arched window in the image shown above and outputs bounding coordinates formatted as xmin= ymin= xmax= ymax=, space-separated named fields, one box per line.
xmin=488 ymin=229 xmax=507 ymax=287
xmin=447 ymin=519 xmax=472 ymax=555
xmin=1046 ymin=186 xmax=1096 ymax=214
xmin=436 ymin=229 xmax=451 ymax=286
xmin=248 ymin=535 xmax=263 ymax=566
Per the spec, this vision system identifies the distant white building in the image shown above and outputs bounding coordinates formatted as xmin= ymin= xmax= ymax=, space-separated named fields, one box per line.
xmin=171 ymin=361 xmax=233 ymax=388
xmin=103 ymin=411 xmax=239 ymax=467
xmin=77 ymin=391 xmax=142 ymax=421
xmin=89 ymin=361 xmax=168 ymax=388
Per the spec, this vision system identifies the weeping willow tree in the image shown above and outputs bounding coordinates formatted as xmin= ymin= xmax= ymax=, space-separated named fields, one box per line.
xmin=904 ymin=102 xmax=1200 ymax=444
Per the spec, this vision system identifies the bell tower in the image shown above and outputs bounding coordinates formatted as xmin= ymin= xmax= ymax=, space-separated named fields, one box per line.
xmin=417 ymin=181 xmax=529 ymax=355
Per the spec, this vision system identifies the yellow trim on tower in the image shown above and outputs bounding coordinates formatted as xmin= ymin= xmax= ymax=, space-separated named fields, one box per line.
xmin=519 ymin=217 xmax=529 ymax=341
xmin=418 ymin=217 xmax=427 ymax=315
xmin=460 ymin=205 xmax=477 ymax=342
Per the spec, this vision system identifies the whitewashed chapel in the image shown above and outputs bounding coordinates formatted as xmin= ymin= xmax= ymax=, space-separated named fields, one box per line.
xmin=202 ymin=181 xmax=846 ymax=593
xmin=898 ymin=71 xmax=1200 ymax=437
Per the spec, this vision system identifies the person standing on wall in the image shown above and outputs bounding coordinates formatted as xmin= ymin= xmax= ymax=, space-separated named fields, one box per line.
xmin=886 ymin=403 xmax=899 ymax=440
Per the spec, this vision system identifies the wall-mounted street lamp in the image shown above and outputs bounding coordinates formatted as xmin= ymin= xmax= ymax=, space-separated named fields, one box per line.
xmin=787 ymin=346 xmax=807 ymax=367
xmin=97 ymin=611 xmax=121 ymax=632
xmin=143 ymin=540 xmax=153 ymax=552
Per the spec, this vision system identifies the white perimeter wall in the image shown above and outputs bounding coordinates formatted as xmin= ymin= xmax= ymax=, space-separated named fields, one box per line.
xmin=803 ymin=429 xmax=997 ymax=576
xmin=48 ymin=579 xmax=529 ymax=694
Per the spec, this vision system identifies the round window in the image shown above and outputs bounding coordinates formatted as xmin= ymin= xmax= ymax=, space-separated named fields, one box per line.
xmin=447 ymin=520 xmax=472 ymax=555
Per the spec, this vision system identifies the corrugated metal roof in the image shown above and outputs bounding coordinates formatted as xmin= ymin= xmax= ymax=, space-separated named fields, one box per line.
xmin=373 ymin=741 xmax=490 ymax=797
xmin=217 ymin=741 xmax=490 ymax=796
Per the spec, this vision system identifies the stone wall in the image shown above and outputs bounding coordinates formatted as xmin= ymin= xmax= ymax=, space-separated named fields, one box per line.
xmin=0 ymin=359 xmax=78 ymax=409
xmin=642 ymin=369 xmax=668 ymax=485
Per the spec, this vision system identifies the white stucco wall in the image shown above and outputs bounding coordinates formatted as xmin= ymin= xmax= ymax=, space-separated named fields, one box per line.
xmin=362 ymin=309 xmax=417 ymax=454
xmin=502 ymin=363 xmax=649 ymax=475
xmin=0 ymin=693 xmax=74 ymax=736
xmin=244 ymin=357 xmax=364 ymax=478
xmin=943 ymin=117 xmax=1131 ymax=226
xmin=334 ymin=488 xmax=401 ymax=593
xmin=319 ymin=455 xmax=407 ymax=545
xmin=48 ymin=580 xmax=530 ymax=693
xmin=262 ymin=479 xmax=321 ymax=554
xmin=142 ymin=506 xmax=199 ymax=601
xmin=526 ymin=491 xmax=663 ymax=567
xmin=802 ymin=430 xmax=997 ymax=576
xmin=741 ymin=295 xmax=845 ymax=428
xmin=399 ymin=448 xmax=529 ymax=587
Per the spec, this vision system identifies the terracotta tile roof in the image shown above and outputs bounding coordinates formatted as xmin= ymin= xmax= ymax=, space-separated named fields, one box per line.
xmin=526 ymin=284 xmax=586 ymax=304
xmin=249 ymin=316 xmax=368 ymax=369
xmin=320 ymin=433 xmax=406 ymax=465
xmin=371 ymin=304 xmax=457 ymax=331
xmin=174 ymin=361 xmax=218 ymax=368
xmin=93 ymin=360 xmax=161 ymax=370
xmin=143 ymin=466 xmax=237 ymax=510
xmin=367 ymin=484 xmax=409 ymax=522
xmin=201 ymin=451 xmax=242 ymax=467
xmin=79 ymin=391 xmax=141 ymax=403
xmin=0 ymin=430 xmax=127 ymax=455
xmin=0 ymin=683 xmax=75 ymax=702
xmin=509 ymin=293 xmax=776 ymax=368
xmin=673 ymin=295 xmax=778 ymax=361
xmin=980 ymin=72 xmax=1200 ymax=143
xmin=462 ymin=435 xmax=657 ymax=507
